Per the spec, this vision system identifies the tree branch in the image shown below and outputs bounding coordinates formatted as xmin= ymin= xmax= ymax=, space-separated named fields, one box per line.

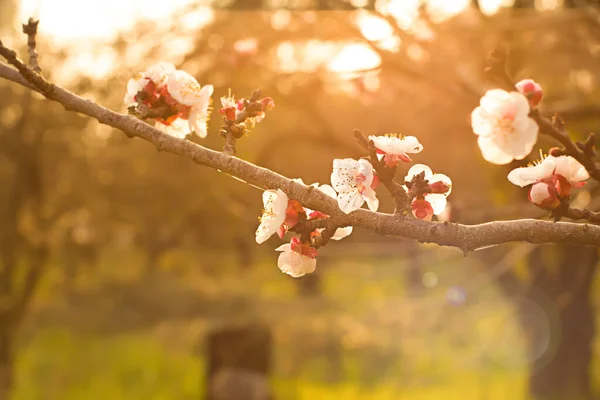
xmin=1 ymin=46 xmax=600 ymax=252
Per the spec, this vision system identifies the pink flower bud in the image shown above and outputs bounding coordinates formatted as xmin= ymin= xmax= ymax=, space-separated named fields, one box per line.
xmin=528 ymin=181 xmax=560 ymax=209
xmin=515 ymin=79 xmax=543 ymax=108
xmin=429 ymin=181 xmax=450 ymax=195
xmin=260 ymin=97 xmax=275 ymax=111
xmin=220 ymin=106 xmax=237 ymax=121
xmin=290 ymin=237 xmax=318 ymax=259
xmin=412 ymin=198 xmax=434 ymax=221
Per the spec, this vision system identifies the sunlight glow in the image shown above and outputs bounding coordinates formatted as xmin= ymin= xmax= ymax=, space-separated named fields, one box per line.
xmin=355 ymin=12 xmax=394 ymax=43
xmin=478 ymin=0 xmax=515 ymax=15
xmin=534 ymin=0 xmax=563 ymax=11
xmin=354 ymin=11 xmax=400 ymax=51
xmin=426 ymin=0 xmax=470 ymax=23
xmin=19 ymin=0 xmax=203 ymax=41
xmin=328 ymin=43 xmax=381 ymax=74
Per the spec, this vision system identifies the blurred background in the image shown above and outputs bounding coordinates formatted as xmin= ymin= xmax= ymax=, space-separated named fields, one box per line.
xmin=0 ymin=0 xmax=600 ymax=399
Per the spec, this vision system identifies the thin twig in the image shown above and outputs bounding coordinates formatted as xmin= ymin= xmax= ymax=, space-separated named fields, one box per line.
xmin=220 ymin=89 xmax=265 ymax=156
xmin=565 ymin=207 xmax=600 ymax=224
xmin=22 ymin=18 xmax=41 ymax=73
xmin=532 ymin=111 xmax=600 ymax=183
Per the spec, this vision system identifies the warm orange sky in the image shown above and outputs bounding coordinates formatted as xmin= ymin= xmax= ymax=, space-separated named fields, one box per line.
xmin=18 ymin=0 xmax=567 ymax=42
xmin=19 ymin=0 xmax=205 ymax=41
xmin=16 ymin=0 xmax=563 ymax=83
xmin=18 ymin=0 xmax=547 ymax=42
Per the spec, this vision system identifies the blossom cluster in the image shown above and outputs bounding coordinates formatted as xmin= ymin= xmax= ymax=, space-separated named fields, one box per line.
xmin=255 ymin=133 xmax=452 ymax=278
xmin=471 ymin=78 xmax=590 ymax=209
xmin=255 ymin=183 xmax=352 ymax=277
xmin=125 ymin=63 xmax=274 ymax=140
xmin=124 ymin=62 xmax=213 ymax=139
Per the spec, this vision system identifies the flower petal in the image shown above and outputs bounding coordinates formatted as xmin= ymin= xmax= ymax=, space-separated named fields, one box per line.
xmin=275 ymin=244 xmax=291 ymax=252
xmin=553 ymin=155 xmax=589 ymax=183
xmin=331 ymin=158 xmax=358 ymax=193
xmin=189 ymin=104 xmax=210 ymax=138
xmin=337 ymin=190 xmax=364 ymax=214
xmin=124 ymin=77 xmax=147 ymax=106
xmin=155 ymin=118 xmax=190 ymax=139
xmin=277 ymin=250 xmax=316 ymax=277
xmin=477 ymin=136 xmax=514 ymax=165
xmin=331 ymin=226 xmax=353 ymax=240
xmin=255 ymin=189 xmax=288 ymax=244
xmin=357 ymin=159 xmax=374 ymax=187
xmin=145 ymin=62 xmax=176 ymax=84
xmin=405 ymin=164 xmax=433 ymax=182
xmin=507 ymin=157 xmax=556 ymax=187
xmin=425 ymin=193 xmax=447 ymax=215
xmin=167 ymin=70 xmax=206 ymax=106
xmin=317 ymin=184 xmax=337 ymax=198
xmin=362 ymin=187 xmax=379 ymax=212
xmin=508 ymin=91 xmax=531 ymax=119
xmin=480 ymin=89 xmax=510 ymax=113
xmin=429 ymin=173 xmax=452 ymax=195
xmin=471 ymin=106 xmax=495 ymax=137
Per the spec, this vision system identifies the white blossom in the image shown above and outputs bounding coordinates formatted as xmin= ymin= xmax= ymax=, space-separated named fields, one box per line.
xmin=145 ymin=62 xmax=176 ymax=85
xmin=167 ymin=71 xmax=214 ymax=138
xmin=369 ymin=134 xmax=423 ymax=166
xmin=404 ymin=164 xmax=452 ymax=220
xmin=125 ymin=63 xmax=213 ymax=139
xmin=507 ymin=155 xmax=589 ymax=187
xmin=275 ymin=239 xmax=317 ymax=278
xmin=508 ymin=154 xmax=589 ymax=209
xmin=123 ymin=62 xmax=176 ymax=107
xmin=330 ymin=158 xmax=379 ymax=214
xmin=155 ymin=118 xmax=190 ymax=139
xmin=471 ymin=89 xmax=539 ymax=165
xmin=188 ymin=92 xmax=213 ymax=138
xmin=255 ymin=189 xmax=288 ymax=244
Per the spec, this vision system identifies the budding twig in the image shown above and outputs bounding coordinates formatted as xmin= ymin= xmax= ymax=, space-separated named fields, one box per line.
xmin=406 ymin=172 xmax=432 ymax=201
xmin=22 ymin=18 xmax=41 ymax=73
xmin=353 ymin=129 xmax=410 ymax=214
xmin=220 ymin=89 xmax=264 ymax=156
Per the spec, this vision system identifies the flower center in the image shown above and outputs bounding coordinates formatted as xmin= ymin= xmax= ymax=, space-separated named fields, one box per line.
xmin=354 ymin=172 xmax=367 ymax=193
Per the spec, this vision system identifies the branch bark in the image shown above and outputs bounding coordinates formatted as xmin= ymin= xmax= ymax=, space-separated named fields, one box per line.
xmin=1 ymin=53 xmax=600 ymax=252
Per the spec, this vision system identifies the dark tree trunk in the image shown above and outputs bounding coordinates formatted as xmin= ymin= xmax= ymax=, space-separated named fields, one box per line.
xmin=204 ymin=324 xmax=273 ymax=400
xmin=512 ymin=246 xmax=598 ymax=400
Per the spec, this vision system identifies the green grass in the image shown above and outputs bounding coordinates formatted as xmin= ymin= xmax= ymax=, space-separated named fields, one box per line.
xmin=8 ymin=250 xmax=599 ymax=400
xmin=15 ymin=329 xmax=203 ymax=400
xmin=12 ymin=328 xmax=530 ymax=400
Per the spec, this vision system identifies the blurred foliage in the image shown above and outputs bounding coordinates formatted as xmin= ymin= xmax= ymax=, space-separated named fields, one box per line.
xmin=1 ymin=0 xmax=600 ymax=399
